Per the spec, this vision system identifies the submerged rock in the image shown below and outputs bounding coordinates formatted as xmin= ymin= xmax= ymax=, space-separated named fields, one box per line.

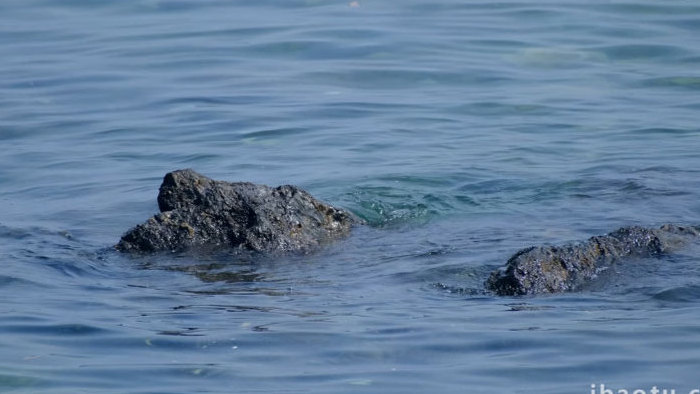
xmin=486 ymin=224 xmax=700 ymax=296
xmin=116 ymin=169 xmax=360 ymax=253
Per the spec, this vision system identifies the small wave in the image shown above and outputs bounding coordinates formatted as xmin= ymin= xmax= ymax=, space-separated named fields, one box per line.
xmin=508 ymin=47 xmax=607 ymax=68
xmin=0 ymin=275 xmax=36 ymax=289
xmin=305 ymin=68 xmax=511 ymax=90
xmin=450 ymin=101 xmax=555 ymax=116
xmin=522 ymin=176 xmax=690 ymax=204
xmin=641 ymin=76 xmax=700 ymax=90
xmin=0 ymin=373 xmax=43 ymax=392
xmin=596 ymin=44 xmax=689 ymax=61
xmin=1 ymin=323 xmax=109 ymax=336
xmin=652 ymin=285 xmax=700 ymax=303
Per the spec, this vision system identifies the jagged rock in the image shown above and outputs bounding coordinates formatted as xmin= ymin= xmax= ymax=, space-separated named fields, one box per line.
xmin=116 ymin=169 xmax=360 ymax=253
xmin=486 ymin=224 xmax=700 ymax=296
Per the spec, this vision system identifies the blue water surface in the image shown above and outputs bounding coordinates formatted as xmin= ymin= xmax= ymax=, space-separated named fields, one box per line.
xmin=2 ymin=1 xmax=700 ymax=393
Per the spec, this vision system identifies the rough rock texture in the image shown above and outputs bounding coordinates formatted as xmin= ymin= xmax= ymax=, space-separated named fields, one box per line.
xmin=486 ymin=224 xmax=700 ymax=296
xmin=116 ymin=169 xmax=360 ymax=253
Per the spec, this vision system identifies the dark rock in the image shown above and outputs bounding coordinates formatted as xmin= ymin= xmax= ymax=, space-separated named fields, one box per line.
xmin=116 ymin=169 xmax=361 ymax=253
xmin=486 ymin=224 xmax=700 ymax=296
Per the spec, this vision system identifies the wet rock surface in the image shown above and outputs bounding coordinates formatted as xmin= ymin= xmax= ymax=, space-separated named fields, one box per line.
xmin=116 ymin=169 xmax=360 ymax=253
xmin=486 ymin=224 xmax=700 ymax=296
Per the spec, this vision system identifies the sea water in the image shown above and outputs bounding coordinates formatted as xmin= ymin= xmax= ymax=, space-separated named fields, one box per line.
xmin=2 ymin=1 xmax=700 ymax=393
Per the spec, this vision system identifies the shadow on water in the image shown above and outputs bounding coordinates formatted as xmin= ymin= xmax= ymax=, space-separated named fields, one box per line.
xmin=122 ymin=249 xmax=291 ymax=296
xmin=109 ymin=213 xmax=497 ymax=303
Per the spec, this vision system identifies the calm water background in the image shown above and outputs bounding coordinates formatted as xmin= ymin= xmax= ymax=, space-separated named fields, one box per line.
xmin=2 ymin=1 xmax=700 ymax=393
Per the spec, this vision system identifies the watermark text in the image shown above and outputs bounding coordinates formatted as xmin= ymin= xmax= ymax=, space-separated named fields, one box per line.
xmin=591 ymin=384 xmax=700 ymax=394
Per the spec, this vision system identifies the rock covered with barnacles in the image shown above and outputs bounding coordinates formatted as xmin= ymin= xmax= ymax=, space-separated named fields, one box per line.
xmin=486 ymin=224 xmax=700 ymax=296
xmin=116 ymin=169 xmax=360 ymax=253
